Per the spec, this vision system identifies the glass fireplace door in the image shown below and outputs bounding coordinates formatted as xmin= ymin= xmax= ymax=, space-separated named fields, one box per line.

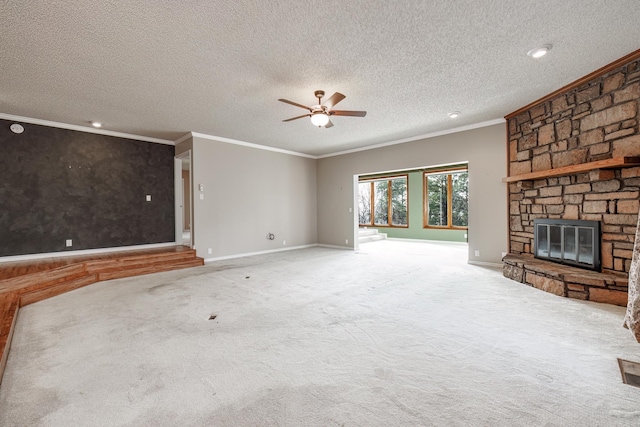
xmin=533 ymin=219 xmax=600 ymax=271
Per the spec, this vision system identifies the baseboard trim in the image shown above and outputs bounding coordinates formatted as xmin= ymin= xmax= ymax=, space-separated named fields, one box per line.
xmin=204 ymin=244 xmax=318 ymax=263
xmin=316 ymin=244 xmax=354 ymax=250
xmin=386 ymin=238 xmax=468 ymax=245
xmin=468 ymin=260 xmax=503 ymax=268
xmin=0 ymin=242 xmax=179 ymax=264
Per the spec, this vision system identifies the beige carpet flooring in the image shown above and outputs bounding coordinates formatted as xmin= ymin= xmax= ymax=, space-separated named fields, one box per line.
xmin=1 ymin=240 xmax=639 ymax=426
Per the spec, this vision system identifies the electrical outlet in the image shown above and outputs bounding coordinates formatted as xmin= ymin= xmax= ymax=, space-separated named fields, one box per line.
xmin=464 ymin=233 xmax=468 ymax=239
xmin=146 ymin=194 xmax=151 ymax=201
xmin=475 ymin=250 xmax=480 ymax=257
xmin=283 ymin=240 xmax=286 ymax=245
xmin=345 ymin=239 xmax=349 ymax=245
xmin=66 ymin=239 xmax=72 ymax=247
xmin=200 ymin=193 xmax=204 ymax=200
xmin=348 ymin=207 xmax=352 ymax=213
xmin=207 ymin=248 xmax=212 ymax=254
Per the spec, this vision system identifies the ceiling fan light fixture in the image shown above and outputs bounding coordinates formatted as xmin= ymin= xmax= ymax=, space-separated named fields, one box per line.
xmin=310 ymin=112 xmax=330 ymax=127
xmin=279 ymin=90 xmax=365 ymax=127
xmin=527 ymin=44 xmax=552 ymax=59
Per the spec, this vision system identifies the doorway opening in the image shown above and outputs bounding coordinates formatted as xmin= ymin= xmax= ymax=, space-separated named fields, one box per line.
xmin=354 ymin=163 xmax=469 ymax=249
xmin=175 ymin=151 xmax=193 ymax=248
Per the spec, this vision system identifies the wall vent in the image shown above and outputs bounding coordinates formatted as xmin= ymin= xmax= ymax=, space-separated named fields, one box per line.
xmin=618 ymin=358 xmax=640 ymax=388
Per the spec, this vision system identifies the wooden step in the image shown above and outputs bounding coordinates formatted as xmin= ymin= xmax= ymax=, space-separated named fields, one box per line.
xmin=0 ymin=246 xmax=197 ymax=280
xmin=0 ymin=248 xmax=203 ymax=299
xmin=84 ymin=249 xmax=198 ymax=273
xmin=0 ymin=292 xmax=20 ymax=386
xmin=0 ymin=264 xmax=87 ymax=294
xmin=0 ymin=258 xmax=72 ymax=281
xmin=97 ymin=258 xmax=204 ymax=281
xmin=19 ymin=274 xmax=98 ymax=307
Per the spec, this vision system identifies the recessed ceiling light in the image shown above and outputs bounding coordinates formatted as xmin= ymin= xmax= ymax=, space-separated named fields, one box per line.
xmin=527 ymin=44 xmax=552 ymax=59
xmin=91 ymin=121 xmax=102 ymax=128
xmin=447 ymin=111 xmax=461 ymax=119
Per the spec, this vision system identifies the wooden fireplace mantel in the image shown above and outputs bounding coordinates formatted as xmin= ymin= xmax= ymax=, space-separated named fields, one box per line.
xmin=502 ymin=156 xmax=640 ymax=183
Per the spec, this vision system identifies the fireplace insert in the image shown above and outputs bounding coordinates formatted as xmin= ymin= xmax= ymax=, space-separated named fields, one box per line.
xmin=533 ymin=219 xmax=601 ymax=271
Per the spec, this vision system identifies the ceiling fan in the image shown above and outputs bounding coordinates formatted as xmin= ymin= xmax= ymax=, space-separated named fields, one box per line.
xmin=278 ymin=90 xmax=367 ymax=128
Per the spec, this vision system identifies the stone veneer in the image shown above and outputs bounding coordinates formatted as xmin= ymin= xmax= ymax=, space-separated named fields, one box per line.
xmin=503 ymin=254 xmax=628 ymax=306
xmin=504 ymin=51 xmax=640 ymax=305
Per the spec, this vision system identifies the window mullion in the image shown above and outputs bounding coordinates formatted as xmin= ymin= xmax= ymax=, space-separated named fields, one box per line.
xmin=447 ymin=174 xmax=453 ymax=228
xmin=423 ymin=174 xmax=427 ymax=227
xmin=387 ymin=180 xmax=392 ymax=226
xmin=370 ymin=182 xmax=375 ymax=226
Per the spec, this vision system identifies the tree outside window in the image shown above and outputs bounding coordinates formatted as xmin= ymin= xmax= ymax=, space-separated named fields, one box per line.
xmin=424 ymin=170 xmax=468 ymax=229
xmin=358 ymin=176 xmax=408 ymax=227
xmin=374 ymin=181 xmax=389 ymax=225
xmin=391 ymin=179 xmax=407 ymax=226
xmin=451 ymin=171 xmax=468 ymax=227
xmin=358 ymin=182 xmax=371 ymax=224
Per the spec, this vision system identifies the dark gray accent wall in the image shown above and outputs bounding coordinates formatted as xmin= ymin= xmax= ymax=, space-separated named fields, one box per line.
xmin=0 ymin=119 xmax=175 ymax=257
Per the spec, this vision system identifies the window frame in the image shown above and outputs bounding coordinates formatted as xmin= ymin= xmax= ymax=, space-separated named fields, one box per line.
xmin=358 ymin=174 xmax=409 ymax=228
xmin=423 ymin=168 xmax=468 ymax=230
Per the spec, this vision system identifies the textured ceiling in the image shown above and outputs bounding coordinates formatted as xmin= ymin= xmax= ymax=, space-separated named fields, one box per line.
xmin=1 ymin=1 xmax=640 ymax=156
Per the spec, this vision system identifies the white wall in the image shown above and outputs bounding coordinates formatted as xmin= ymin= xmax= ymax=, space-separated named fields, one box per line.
xmin=181 ymin=135 xmax=317 ymax=259
xmin=317 ymin=123 xmax=508 ymax=264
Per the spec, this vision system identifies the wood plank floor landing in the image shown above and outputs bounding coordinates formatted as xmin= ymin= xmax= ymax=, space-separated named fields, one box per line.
xmin=0 ymin=245 xmax=204 ymax=386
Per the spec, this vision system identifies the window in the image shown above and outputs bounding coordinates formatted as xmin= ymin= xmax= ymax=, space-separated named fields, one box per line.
xmin=424 ymin=169 xmax=468 ymax=228
xmin=359 ymin=175 xmax=408 ymax=227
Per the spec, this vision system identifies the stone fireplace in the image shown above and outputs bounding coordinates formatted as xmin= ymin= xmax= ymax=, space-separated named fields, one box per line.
xmin=502 ymin=49 xmax=640 ymax=306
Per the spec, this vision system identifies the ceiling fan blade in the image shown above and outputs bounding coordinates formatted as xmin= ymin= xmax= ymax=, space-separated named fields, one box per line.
xmin=278 ymin=98 xmax=313 ymax=111
xmin=323 ymin=92 xmax=346 ymax=109
xmin=324 ymin=120 xmax=334 ymax=128
xmin=330 ymin=110 xmax=367 ymax=117
xmin=283 ymin=114 xmax=311 ymax=122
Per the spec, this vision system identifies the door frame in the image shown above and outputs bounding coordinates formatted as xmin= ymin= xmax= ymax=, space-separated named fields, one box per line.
xmin=174 ymin=151 xmax=193 ymax=248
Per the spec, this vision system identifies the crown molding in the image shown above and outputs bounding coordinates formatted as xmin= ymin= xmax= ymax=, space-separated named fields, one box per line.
xmin=317 ymin=118 xmax=505 ymax=159
xmin=190 ymin=132 xmax=317 ymax=159
xmin=1 ymin=112 xmax=508 ymax=158
xmin=505 ymin=48 xmax=640 ymax=120
xmin=174 ymin=132 xmax=193 ymax=145
xmin=0 ymin=113 xmax=175 ymax=145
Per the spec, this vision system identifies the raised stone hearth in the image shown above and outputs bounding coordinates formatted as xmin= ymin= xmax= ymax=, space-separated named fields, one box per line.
xmin=503 ymin=254 xmax=628 ymax=306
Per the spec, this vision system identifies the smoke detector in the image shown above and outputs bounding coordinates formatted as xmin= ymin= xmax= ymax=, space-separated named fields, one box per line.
xmin=10 ymin=123 xmax=24 ymax=134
